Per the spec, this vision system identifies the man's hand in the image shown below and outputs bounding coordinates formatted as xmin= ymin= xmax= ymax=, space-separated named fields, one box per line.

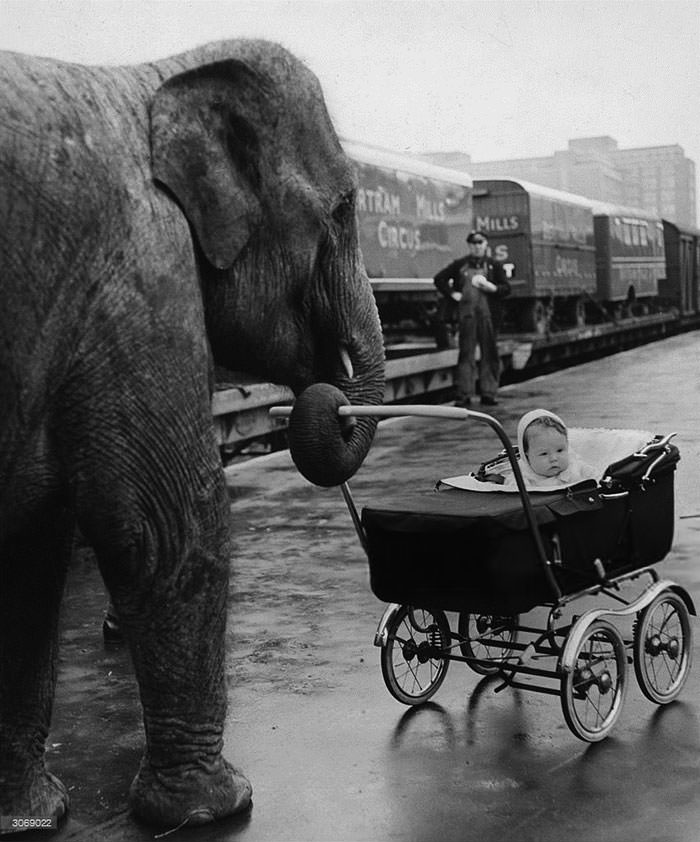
xmin=471 ymin=274 xmax=497 ymax=293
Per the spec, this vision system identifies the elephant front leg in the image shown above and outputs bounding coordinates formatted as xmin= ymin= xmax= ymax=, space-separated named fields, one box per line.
xmin=0 ymin=513 xmax=72 ymax=832
xmin=97 ymin=493 xmax=252 ymax=828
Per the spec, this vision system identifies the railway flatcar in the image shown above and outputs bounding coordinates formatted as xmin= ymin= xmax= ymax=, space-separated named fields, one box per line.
xmin=590 ymin=201 xmax=666 ymax=317
xmin=473 ymin=179 xmax=597 ymax=332
xmin=660 ymin=219 xmax=700 ymax=318
xmin=341 ymin=140 xmax=473 ymax=333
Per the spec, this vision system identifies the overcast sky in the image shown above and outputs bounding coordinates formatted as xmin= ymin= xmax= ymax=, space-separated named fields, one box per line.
xmin=2 ymin=0 xmax=698 ymax=191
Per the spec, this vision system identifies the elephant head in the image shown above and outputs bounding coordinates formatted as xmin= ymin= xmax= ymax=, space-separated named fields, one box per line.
xmin=150 ymin=42 xmax=385 ymax=486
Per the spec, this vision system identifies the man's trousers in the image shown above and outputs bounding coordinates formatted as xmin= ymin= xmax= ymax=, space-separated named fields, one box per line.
xmin=455 ymin=308 xmax=501 ymax=402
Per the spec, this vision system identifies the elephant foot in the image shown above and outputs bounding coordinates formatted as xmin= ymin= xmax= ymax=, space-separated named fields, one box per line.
xmin=128 ymin=756 xmax=252 ymax=829
xmin=0 ymin=768 xmax=69 ymax=835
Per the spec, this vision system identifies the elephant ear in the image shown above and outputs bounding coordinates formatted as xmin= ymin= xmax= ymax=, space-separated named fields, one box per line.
xmin=150 ymin=60 xmax=267 ymax=270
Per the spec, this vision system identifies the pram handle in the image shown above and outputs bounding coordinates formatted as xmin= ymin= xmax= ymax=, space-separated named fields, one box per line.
xmin=269 ymin=404 xmax=562 ymax=602
xmin=636 ymin=431 xmax=676 ymax=455
xmin=271 ymin=404 xmax=503 ymax=421
xmin=634 ymin=432 xmax=677 ymax=483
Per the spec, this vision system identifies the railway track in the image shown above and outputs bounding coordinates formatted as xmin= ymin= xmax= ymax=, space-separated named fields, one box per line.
xmin=214 ymin=310 xmax=698 ymax=463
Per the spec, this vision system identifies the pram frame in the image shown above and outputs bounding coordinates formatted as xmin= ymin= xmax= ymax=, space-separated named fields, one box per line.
xmin=270 ymin=404 xmax=695 ymax=741
xmin=272 ymin=403 xmax=560 ymax=595
xmin=339 ymin=404 xmax=561 ymax=600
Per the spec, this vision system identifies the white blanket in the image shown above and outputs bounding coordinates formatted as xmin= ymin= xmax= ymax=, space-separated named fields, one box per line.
xmin=440 ymin=427 xmax=655 ymax=493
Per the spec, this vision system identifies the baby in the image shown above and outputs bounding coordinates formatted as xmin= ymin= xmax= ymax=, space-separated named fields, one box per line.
xmin=517 ymin=409 xmax=597 ymax=488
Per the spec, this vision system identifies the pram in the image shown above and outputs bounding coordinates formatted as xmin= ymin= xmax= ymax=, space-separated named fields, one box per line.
xmin=271 ymin=403 xmax=695 ymax=742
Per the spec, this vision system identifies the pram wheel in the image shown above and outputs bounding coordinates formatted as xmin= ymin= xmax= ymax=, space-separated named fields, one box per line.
xmin=457 ymin=612 xmax=519 ymax=675
xmin=380 ymin=605 xmax=451 ymax=705
xmin=633 ymin=590 xmax=693 ymax=704
xmin=560 ymin=619 xmax=627 ymax=742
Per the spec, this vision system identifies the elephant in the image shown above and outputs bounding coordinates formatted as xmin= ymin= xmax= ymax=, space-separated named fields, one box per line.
xmin=0 ymin=39 xmax=385 ymax=831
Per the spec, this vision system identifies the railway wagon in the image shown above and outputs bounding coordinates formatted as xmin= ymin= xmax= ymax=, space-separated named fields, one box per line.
xmin=473 ymin=179 xmax=597 ymax=333
xmin=342 ymin=140 xmax=473 ymax=333
xmin=338 ymin=149 xmax=694 ymax=341
xmin=591 ymin=201 xmax=666 ymax=315
xmin=660 ymin=219 xmax=700 ymax=317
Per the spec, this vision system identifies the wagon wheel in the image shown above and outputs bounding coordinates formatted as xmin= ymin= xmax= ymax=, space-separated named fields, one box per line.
xmin=457 ymin=612 xmax=519 ymax=676
xmin=520 ymin=299 xmax=550 ymax=334
xmin=380 ymin=605 xmax=451 ymax=705
xmin=569 ymin=295 xmax=587 ymax=328
xmin=633 ymin=591 xmax=693 ymax=704
xmin=560 ymin=619 xmax=627 ymax=742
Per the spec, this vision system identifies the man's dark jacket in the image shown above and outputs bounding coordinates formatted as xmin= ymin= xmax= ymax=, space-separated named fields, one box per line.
xmin=434 ymin=255 xmax=511 ymax=326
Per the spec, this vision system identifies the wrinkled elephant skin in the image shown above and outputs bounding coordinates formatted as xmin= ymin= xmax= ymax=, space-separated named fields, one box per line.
xmin=0 ymin=40 xmax=384 ymax=832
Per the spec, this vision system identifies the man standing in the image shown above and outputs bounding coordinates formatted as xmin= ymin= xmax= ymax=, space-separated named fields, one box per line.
xmin=433 ymin=231 xmax=510 ymax=407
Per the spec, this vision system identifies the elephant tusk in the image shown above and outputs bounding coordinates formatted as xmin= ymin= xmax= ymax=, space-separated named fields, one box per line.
xmin=339 ymin=346 xmax=354 ymax=380
xmin=338 ymin=346 xmax=357 ymax=438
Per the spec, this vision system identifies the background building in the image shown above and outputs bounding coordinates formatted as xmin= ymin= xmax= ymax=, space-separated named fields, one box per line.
xmin=615 ymin=144 xmax=696 ymax=228
xmin=423 ymin=137 xmax=696 ymax=227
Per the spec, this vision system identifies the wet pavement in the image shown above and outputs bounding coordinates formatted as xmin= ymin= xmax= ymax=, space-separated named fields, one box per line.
xmin=32 ymin=332 xmax=700 ymax=841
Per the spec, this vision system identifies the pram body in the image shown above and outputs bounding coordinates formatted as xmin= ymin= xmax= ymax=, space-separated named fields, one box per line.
xmin=363 ymin=441 xmax=678 ymax=616
xmin=270 ymin=400 xmax=695 ymax=743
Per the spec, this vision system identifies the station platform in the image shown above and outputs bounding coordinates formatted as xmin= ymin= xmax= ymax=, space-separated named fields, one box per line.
xmin=42 ymin=331 xmax=700 ymax=842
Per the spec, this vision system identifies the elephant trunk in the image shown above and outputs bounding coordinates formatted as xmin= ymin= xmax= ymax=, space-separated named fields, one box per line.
xmin=287 ymin=377 xmax=383 ymax=488
xmin=287 ymin=251 xmax=386 ymax=487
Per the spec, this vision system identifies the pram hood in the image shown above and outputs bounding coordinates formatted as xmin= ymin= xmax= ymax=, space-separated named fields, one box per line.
xmin=441 ymin=427 xmax=655 ymax=493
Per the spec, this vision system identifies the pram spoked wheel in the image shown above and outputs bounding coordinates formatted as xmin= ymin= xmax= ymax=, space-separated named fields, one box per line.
xmin=380 ymin=605 xmax=451 ymax=705
xmin=633 ymin=590 xmax=693 ymax=704
xmin=457 ymin=612 xmax=519 ymax=675
xmin=560 ymin=620 xmax=627 ymax=742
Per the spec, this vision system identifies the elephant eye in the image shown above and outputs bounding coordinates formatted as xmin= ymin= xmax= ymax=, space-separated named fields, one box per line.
xmin=331 ymin=192 xmax=355 ymax=226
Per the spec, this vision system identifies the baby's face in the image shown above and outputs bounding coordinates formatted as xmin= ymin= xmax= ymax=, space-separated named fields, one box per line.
xmin=526 ymin=427 xmax=570 ymax=477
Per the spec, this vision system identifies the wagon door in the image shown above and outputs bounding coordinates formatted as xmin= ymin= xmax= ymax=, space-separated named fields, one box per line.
xmin=529 ymin=193 xmax=596 ymax=329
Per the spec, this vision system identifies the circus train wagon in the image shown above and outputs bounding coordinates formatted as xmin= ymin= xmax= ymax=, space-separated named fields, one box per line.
xmin=341 ymin=141 xmax=700 ymax=336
